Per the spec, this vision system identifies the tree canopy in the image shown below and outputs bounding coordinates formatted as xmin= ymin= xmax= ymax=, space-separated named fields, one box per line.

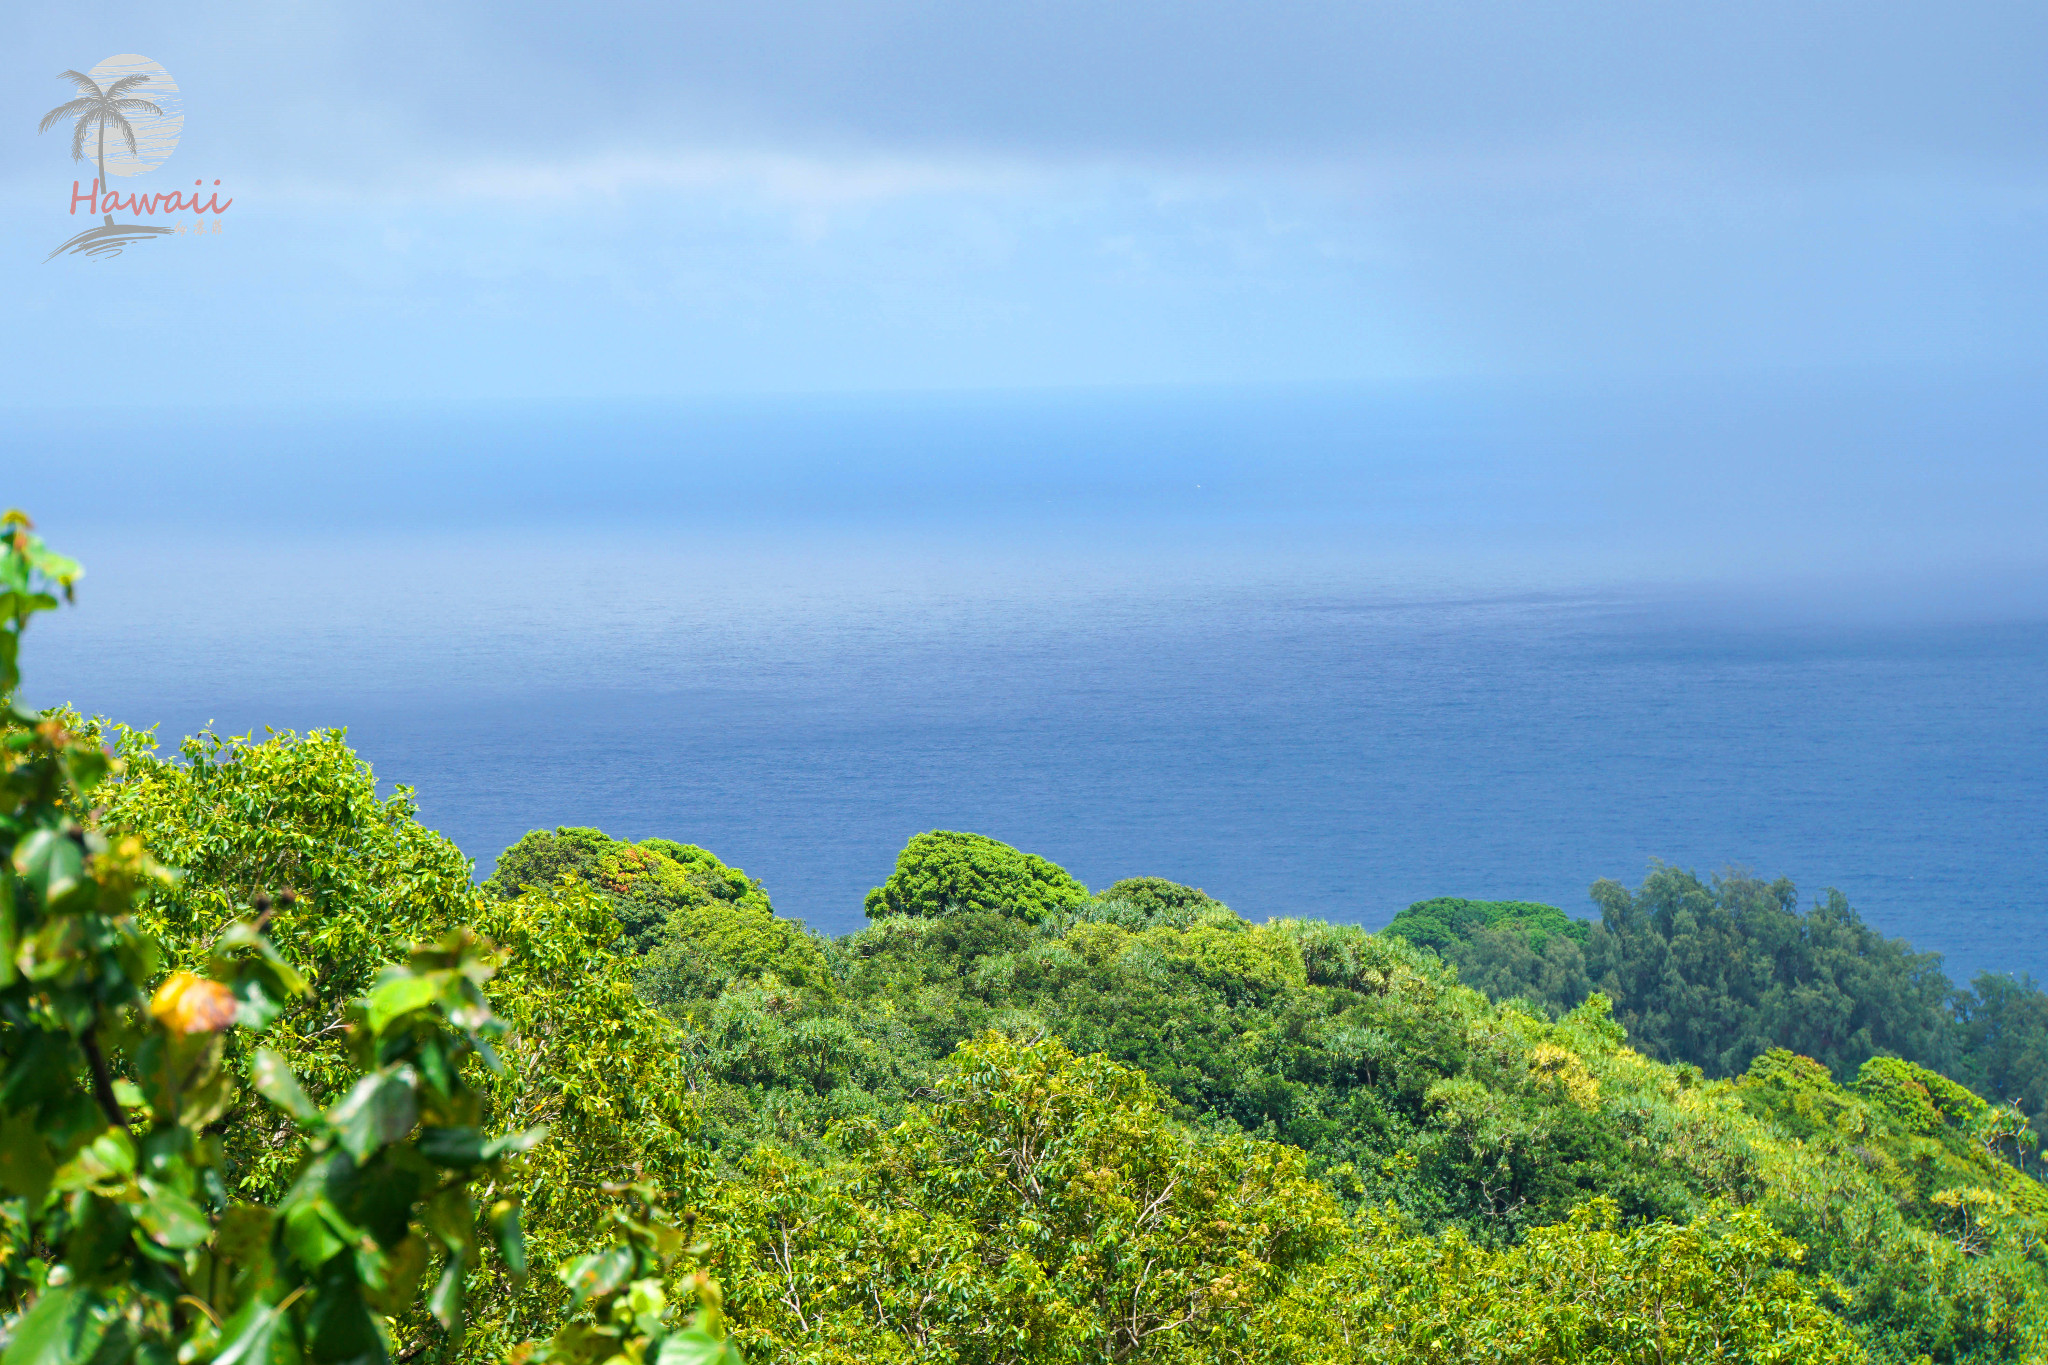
xmin=862 ymin=831 xmax=1091 ymax=924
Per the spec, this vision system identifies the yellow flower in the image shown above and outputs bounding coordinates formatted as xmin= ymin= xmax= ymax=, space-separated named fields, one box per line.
xmin=150 ymin=972 xmax=237 ymax=1035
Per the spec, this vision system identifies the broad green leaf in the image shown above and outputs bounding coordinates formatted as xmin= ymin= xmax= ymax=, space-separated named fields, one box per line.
xmin=0 ymin=877 xmax=16 ymax=988
xmin=654 ymin=1329 xmax=747 ymax=1365
xmin=136 ymin=1184 xmax=212 ymax=1249
xmin=484 ymin=1124 xmax=548 ymax=1160
xmin=211 ymin=1299 xmax=293 ymax=1365
xmin=363 ymin=974 xmax=438 ymax=1037
xmin=54 ymin=1128 xmax=135 ymax=1192
xmin=12 ymin=829 xmax=82 ymax=905
xmin=63 ymin=749 xmax=108 ymax=795
xmin=412 ymin=1122 xmax=546 ymax=1172
xmin=562 ymin=1244 xmax=635 ymax=1312
xmin=427 ymin=1250 xmax=468 ymax=1329
xmin=327 ymin=1070 xmax=419 ymax=1163
xmin=21 ymin=914 xmax=85 ymax=981
xmin=415 ymin=1125 xmax=485 ymax=1167
xmin=301 ymin=1277 xmax=382 ymax=1365
xmin=213 ymin=1204 xmax=276 ymax=1273
xmin=25 ymin=547 xmax=82 ymax=584
xmin=282 ymin=1199 xmax=349 ymax=1270
xmin=249 ymin=1049 xmax=320 ymax=1124
xmin=212 ymin=923 xmax=311 ymax=997
xmin=231 ymin=978 xmax=284 ymax=1032
xmin=0 ymin=1287 xmax=101 ymax=1365
xmin=360 ymin=1232 xmax=430 ymax=1316
xmin=488 ymin=1200 xmax=526 ymax=1282
xmin=413 ymin=1036 xmax=451 ymax=1097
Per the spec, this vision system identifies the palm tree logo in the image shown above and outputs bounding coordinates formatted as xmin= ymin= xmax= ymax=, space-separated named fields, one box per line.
xmin=38 ymin=58 xmax=184 ymax=261
xmin=40 ymin=69 xmax=164 ymax=226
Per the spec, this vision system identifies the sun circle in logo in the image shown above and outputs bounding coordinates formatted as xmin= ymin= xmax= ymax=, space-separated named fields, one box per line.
xmin=86 ymin=54 xmax=182 ymax=177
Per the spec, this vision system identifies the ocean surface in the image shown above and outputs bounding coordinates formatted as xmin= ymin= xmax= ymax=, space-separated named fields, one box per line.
xmin=10 ymin=375 xmax=2047 ymax=981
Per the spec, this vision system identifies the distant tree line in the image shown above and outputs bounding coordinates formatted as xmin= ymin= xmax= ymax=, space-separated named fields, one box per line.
xmin=1383 ymin=870 xmax=2048 ymax=1151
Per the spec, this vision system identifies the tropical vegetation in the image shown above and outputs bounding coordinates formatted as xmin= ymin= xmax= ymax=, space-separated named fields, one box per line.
xmin=6 ymin=512 xmax=2048 ymax=1363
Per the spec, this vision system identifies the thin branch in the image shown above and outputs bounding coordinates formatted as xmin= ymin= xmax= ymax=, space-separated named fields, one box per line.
xmin=80 ymin=1024 xmax=128 ymax=1129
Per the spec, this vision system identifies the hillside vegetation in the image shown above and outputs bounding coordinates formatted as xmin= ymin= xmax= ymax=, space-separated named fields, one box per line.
xmin=5 ymin=518 xmax=2048 ymax=1363
xmin=1381 ymin=881 xmax=2048 ymax=1147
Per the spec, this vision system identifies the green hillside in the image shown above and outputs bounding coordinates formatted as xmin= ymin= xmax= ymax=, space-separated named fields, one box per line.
xmin=84 ymin=726 xmax=2048 ymax=1361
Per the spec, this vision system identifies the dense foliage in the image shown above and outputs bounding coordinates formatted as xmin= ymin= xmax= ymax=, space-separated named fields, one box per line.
xmin=11 ymin=513 xmax=2048 ymax=1362
xmin=863 ymin=831 xmax=1090 ymax=925
xmin=91 ymin=737 xmax=724 ymax=1361
xmin=537 ymin=827 xmax=2048 ymax=1360
xmin=1384 ymin=870 xmax=2048 ymax=1157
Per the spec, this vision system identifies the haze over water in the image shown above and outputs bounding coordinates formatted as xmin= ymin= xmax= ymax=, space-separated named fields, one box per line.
xmin=14 ymin=374 xmax=2047 ymax=981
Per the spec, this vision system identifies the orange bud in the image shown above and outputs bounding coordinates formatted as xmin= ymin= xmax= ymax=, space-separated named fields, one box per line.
xmin=150 ymin=972 xmax=237 ymax=1035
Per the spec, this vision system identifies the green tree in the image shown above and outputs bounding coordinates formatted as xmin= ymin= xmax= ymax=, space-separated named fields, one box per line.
xmin=463 ymin=881 xmax=712 ymax=1358
xmin=92 ymin=726 xmax=478 ymax=1200
xmin=704 ymin=1032 xmax=1347 ymax=1364
xmin=85 ymin=744 xmax=718 ymax=1362
xmin=862 ymin=832 xmax=1090 ymax=924
xmin=1088 ymin=877 xmax=1231 ymax=927
xmin=484 ymin=827 xmax=826 ymax=998
xmin=1583 ymin=867 xmax=1957 ymax=1080
xmin=1382 ymin=896 xmax=1588 ymax=958
xmin=1272 ymin=1197 xmax=1865 ymax=1363
xmin=1954 ymin=972 xmax=2048 ymax=1154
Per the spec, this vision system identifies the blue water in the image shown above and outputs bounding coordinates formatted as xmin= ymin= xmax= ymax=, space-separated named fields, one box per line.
xmin=10 ymin=377 xmax=2048 ymax=981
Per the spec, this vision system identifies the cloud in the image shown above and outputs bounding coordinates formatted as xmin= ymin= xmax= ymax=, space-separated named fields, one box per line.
xmin=6 ymin=0 xmax=2048 ymax=401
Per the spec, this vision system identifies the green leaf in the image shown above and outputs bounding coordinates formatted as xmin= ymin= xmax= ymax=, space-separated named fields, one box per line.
xmin=213 ymin=1205 xmax=276 ymax=1274
xmin=488 ymin=1200 xmax=527 ymax=1283
xmin=327 ymin=1071 xmax=419 ymax=1163
xmin=250 ymin=1049 xmax=320 ymax=1124
xmin=415 ymin=1124 xmax=545 ymax=1168
xmin=25 ymin=548 xmax=82 ymax=585
xmin=212 ymin=924 xmax=311 ymax=998
xmin=0 ymin=1287 xmax=102 ymax=1365
xmin=427 ymin=1250 xmax=468 ymax=1330
xmin=301 ymin=1267 xmax=382 ymax=1365
xmin=211 ymin=1298 xmax=294 ymax=1365
xmin=282 ymin=1199 xmax=349 ymax=1271
xmin=415 ymin=1125 xmax=486 ymax=1167
xmin=62 ymin=749 xmax=108 ymax=796
xmin=363 ymin=974 xmax=438 ymax=1037
xmin=484 ymin=1125 xmax=548 ymax=1160
xmin=12 ymin=830 xmax=82 ymax=905
xmin=80 ymin=1318 xmax=135 ymax=1365
xmin=414 ymin=1036 xmax=451 ymax=1096
xmin=562 ymin=1244 xmax=635 ymax=1312
xmin=21 ymin=915 xmax=85 ymax=981
xmin=136 ymin=1185 xmax=212 ymax=1249
xmin=654 ymin=1330 xmax=746 ymax=1365
xmin=54 ymin=1129 xmax=135 ymax=1192
xmin=0 ymin=878 xmax=16 ymax=989
xmin=231 ymin=978 xmax=284 ymax=1032
xmin=359 ymin=1232 xmax=430 ymax=1316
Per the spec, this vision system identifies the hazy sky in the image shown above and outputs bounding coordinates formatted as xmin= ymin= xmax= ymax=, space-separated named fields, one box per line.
xmin=6 ymin=2 xmax=2047 ymax=404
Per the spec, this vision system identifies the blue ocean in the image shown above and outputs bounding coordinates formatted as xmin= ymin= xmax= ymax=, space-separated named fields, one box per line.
xmin=12 ymin=375 xmax=2047 ymax=980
